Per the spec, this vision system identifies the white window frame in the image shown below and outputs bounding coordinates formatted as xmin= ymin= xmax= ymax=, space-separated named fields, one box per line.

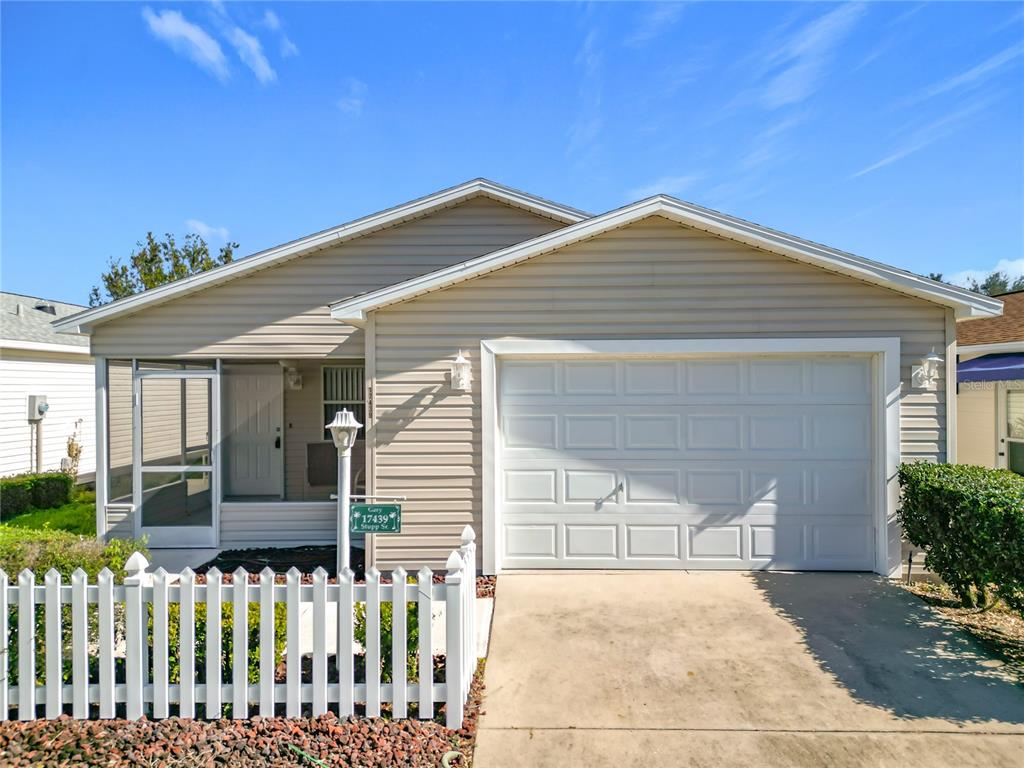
xmin=480 ymin=338 xmax=902 ymax=577
xmin=996 ymin=385 xmax=1024 ymax=473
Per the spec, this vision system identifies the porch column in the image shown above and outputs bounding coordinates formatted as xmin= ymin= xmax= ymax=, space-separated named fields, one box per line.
xmin=94 ymin=356 xmax=108 ymax=541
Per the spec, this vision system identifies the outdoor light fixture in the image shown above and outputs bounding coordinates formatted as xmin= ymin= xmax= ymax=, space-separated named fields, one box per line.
xmin=327 ymin=408 xmax=362 ymax=453
xmin=327 ymin=408 xmax=363 ymax=574
xmin=451 ymin=350 xmax=472 ymax=392
xmin=912 ymin=347 xmax=944 ymax=391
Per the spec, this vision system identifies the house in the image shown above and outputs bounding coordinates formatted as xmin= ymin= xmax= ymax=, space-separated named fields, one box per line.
xmin=956 ymin=290 xmax=1023 ymax=473
xmin=53 ymin=180 xmax=1001 ymax=575
xmin=0 ymin=292 xmax=95 ymax=481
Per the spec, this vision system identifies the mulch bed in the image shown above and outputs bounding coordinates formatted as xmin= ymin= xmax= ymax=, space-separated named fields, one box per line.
xmin=0 ymin=663 xmax=487 ymax=768
xmin=194 ymin=546 xmax=497 ymax=598
xmin=900 ymin=581 xmax=1024 ymax=680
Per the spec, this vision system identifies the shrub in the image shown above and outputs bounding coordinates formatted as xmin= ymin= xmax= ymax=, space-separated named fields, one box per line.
xmin=354 ymin=591 xmax=420 ymax=682
xmin=898 ymin=462 xmax=1024 ymax=612
xmin=2 ymin=530 xmax=150 ymax=691
xmin=0 ymin=472 xmax=74 ymax=518
xmin=0 ymin=526 xmax=148 ymax=580
xmin=162 ymin=600 xmax=288 ymax=690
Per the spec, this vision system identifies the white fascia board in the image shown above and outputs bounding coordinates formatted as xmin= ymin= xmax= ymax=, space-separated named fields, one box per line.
xmin=0 ymin=339 xmax=92 ymax=355
xmin=53 ymin=179 xmax=589 ymax=335
xmin=958 ymin=341 xmax=1024 ymax=355
xmin=331 ymin=196 xmax=1002 ymax=323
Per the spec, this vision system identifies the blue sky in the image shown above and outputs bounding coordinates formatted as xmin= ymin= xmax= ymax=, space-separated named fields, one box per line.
xmin=2 ymin=1 xmax=1022 ymax=305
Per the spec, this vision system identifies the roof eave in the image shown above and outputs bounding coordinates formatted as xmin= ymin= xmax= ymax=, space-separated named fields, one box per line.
xmin=53 ymin=179 xmax=589 ymax=335
xmin=330 ymin=196 xmax=1002 ymax=322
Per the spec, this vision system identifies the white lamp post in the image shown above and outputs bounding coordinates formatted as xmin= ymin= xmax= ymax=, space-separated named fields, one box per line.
xmin=326 ymin=408 xmax=362 ymax=574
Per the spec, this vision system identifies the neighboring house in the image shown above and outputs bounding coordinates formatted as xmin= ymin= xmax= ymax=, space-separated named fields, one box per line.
xmin=0 ymin=292 xmax=95 ymax=479
xmin=54 ymin=180 xmax=1001 ymax=575
xmin=956 ymin=290 xmax=1023 ymax=474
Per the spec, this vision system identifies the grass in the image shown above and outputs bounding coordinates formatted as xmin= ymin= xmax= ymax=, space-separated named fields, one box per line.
xmin=1 ymin=490 xmax=96 ymax=536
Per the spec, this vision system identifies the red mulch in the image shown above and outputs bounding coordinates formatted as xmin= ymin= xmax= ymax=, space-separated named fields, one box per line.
xmin=0 ymin=664 xmax=487 ymax=768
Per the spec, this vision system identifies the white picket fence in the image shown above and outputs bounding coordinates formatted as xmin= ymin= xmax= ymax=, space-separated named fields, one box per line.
xmin=0 ymin=527 xmax=477 ymax=728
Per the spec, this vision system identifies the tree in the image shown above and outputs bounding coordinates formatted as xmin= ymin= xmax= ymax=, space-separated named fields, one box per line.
xmin=967 ymin=271 xmax=1024 ymax=297
xmin=89 ymin=232 xmax=238 ymax=307
xmin=925 ymin=269 xmax=1024 ymax=297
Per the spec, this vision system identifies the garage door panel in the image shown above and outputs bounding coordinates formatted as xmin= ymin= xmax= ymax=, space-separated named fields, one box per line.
xmin=499 ymin=356 xmax=875 ymax=571
xmin=501 ymin=359 xmax=872 ymax=405
xmin=565 ymin=525 xmax=618 ymax=558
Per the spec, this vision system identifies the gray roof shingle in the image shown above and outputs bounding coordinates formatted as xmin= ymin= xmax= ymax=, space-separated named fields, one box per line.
xmin=1 ymin=292 xmax=90 ymax=348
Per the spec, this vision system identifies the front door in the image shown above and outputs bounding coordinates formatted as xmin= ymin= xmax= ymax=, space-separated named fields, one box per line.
xmin=224 ymin=365 xmax=284 ymax=497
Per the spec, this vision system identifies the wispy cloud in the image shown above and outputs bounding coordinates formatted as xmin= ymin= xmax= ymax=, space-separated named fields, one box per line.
xmin=337 ymin=78 xmax=368 ymax=115
xmin=260 ymin=8 xmax=299 ymax=58
xmin=949 ymin=258 xmax=1024 ymax=288
xmin=906 ymin=42 xmax=1024 ymax=105
xmin=185 ymin=219 xmax=230 ymax=242
xmin=566 ymin=27 xmax=605 ymax=161
xmin=625 ymin=3 xmax=686 ymax=47
xmin=740 ymin=113 xmax=807 ymax=170
xmin=261 ymin=10 xmax=281 ymax=31
xmin=850 ymin=97 xmax=991 ymax=178
xmin=226 ymin=27 xmax=276 ymax=84
xmin=629 ymin=174 xmax=702 ymax=199
xmin=759 ymin=3 xmax=865 ymax=109
xmin=142 ymin=7 xmax=229 ymax=82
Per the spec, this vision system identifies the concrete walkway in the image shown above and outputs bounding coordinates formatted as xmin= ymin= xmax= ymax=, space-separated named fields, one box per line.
xmin=473 ymin=572 xmax=1024 ymax=768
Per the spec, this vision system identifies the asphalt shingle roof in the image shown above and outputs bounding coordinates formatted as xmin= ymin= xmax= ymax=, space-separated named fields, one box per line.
xmin=0 ymin=292 xmax=90 ymax=348
xmin=957 ymin=291 xmax=1024 ymax=346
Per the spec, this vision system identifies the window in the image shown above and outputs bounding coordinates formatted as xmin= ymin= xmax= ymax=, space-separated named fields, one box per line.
xmin=323 ymin=364 xmax=365 ymax=440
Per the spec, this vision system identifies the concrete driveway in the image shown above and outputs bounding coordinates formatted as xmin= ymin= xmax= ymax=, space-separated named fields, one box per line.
xmin=473 ymin=572 xmax=1024 ymax=768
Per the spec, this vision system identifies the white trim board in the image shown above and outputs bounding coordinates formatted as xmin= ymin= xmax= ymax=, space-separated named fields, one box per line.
xmin=479 ymin=337 xmax=902 ymax=578
xmin=0 ymin=339 xmax=91 ymax=355
xmin=332 ymin=196 xmax=1001 ymax=323
xmin=959 ymin=341 xmax=1024 ymax=355
xmin=53 ymin=179 xmax=589 ymax=335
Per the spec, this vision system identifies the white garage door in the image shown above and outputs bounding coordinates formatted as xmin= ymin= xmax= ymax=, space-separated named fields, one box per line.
xmin=498 ymin=357 xmax=875 ymax=570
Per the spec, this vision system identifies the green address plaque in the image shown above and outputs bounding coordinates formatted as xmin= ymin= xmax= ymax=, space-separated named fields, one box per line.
xmin=350 ymin=503 xmax=401 ymax=534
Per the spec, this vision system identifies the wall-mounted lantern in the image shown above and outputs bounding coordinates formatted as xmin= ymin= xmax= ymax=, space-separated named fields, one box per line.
xmin=911 ymin=347 xmax=944 ymax=391
xmin=451 ymin=350 xmax=472 ymax=392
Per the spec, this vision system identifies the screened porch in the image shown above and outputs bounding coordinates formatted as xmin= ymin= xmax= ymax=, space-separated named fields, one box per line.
xmin=98 ymin=358 xmax=365 ymax=549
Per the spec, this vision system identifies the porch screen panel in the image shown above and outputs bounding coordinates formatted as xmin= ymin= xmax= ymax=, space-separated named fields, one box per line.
xmin=139 ymin=376 xmax=213 ymax=528
xmin=323 ymin=364 xmax=365 ymax=439
xmin=108 ymin=360 xmax=134 ymax=503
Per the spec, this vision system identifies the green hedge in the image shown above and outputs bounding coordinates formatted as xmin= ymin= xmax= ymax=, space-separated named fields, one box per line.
xmin=898 ymin=462 xmax=1024 ymax=612
xmin=1 ymin=472 xmax=74 ymax=518
xmin=0 ymin=526 xmax=147 ymax=579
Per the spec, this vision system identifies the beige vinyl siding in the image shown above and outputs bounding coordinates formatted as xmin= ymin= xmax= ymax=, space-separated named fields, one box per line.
xmin=90 ymin=197 xmax=564 ymax=359
xmin=220 ymin=502 xmax=337 ymax=549
xmin=370 ymin=216 xmax=949 ymax=569
xmin=0 ymin=348 xmax=95 ymax=478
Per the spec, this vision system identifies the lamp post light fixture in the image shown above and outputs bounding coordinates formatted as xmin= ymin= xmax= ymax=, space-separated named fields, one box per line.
xmin=327 ymin=408 xmax=362 ymax=574
xmin=912 ymin=347 xmax=944 ymax=391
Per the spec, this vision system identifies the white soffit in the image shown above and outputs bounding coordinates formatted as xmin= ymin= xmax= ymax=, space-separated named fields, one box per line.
xmin=331 ymin=195 xmax=1002 ymax=324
